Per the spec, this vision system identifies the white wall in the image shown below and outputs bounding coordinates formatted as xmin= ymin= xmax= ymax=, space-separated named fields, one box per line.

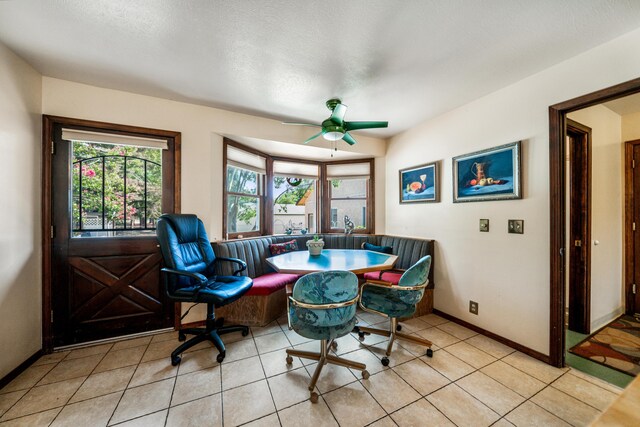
xmin=0 ymin=43 xmax=42 ymax=377
xmin=385 ymin=28 xmax=640 ymax=355
xmin=567 ymin=105 xmax=623 ymax=330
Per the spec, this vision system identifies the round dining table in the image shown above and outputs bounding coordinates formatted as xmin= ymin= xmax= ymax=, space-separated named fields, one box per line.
xmin=265 ymin=248 xmax=397 ymax=275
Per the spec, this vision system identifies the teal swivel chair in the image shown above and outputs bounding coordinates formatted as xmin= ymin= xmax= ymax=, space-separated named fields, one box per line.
xmin=355 ymin=255 xmax=434 ymax=366
xmin=285 ymin=270 xmax=370 ymax=403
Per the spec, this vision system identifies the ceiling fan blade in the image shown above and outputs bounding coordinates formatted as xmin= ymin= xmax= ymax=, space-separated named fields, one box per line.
xmin=344 ymin=121 xmax=388 ymax=131
xmin=342 ymin=132 xmax=357 ymax=145
xmin=330 ymin=103 xmax=348 ymax=123
xmin=282 ymin=122 xmax=321 ymax=127
xmin=304 ymin=131 xmax=324 ymax=144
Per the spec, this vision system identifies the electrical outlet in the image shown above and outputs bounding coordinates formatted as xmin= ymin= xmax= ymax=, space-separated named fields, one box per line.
xmin=508 ymin=219 xmax=524 ymax=234
xmin=469 ymin=301 xmax=479 ymax=315
xmin=479 ymin=219 xmax=489 ymax=232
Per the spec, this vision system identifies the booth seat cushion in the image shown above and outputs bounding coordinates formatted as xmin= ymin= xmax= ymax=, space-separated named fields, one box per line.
xmin=246 ymin=272 xmax=300 ymax=296
xmin=362 ymin=242 xmax=393 ymax=254
xmin=269 ymin=239 xmax=298 ymax=256
xmin=363 ymin=270 xmax=404 ymax=285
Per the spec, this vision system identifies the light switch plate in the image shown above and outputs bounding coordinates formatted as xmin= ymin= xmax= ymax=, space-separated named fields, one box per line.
xmin=479 ymin=219 xmax=489 ymax=232
xmin=508 ymin=219 xmax=524 ymax=234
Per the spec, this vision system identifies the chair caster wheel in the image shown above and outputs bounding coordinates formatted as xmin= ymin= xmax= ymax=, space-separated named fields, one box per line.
xmin=381 ymin=357 xmax=390 ymax=366
xmin=331 ymin=341 xmax=338 ymax=351
xmin=171 ymin=356 xmax=181 ymax=366
xmin=396 ymin=324 xmax=402 ymax=332
xmin=358 ymin=331 xmax=366 ymax=342
xmin=426 ymin=348 xmax=434 ymax=358
xmin=362 ymin=369 xmax=370 ymax=380
xmin=216 ymin=352 xmax=225 ymax=363
xmin=352 ymin=326 xmax=360 ymax=333
xmin=310 ymin=392 xmax=319 ymax=403
xmin=178 ymin=332 xmax=186 ymax=342
xmin=241 ymin=327 xmax=249 ymax=337
xmin=286 ymin=356 xmax=293 ymax=365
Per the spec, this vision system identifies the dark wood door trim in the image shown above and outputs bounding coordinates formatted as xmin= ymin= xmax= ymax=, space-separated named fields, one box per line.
xmin=566 ymin=119 xmax=592 ymax=334
xmin=625 ymin=139 xmax=640 ymax=315
xmin=549 ymin=76 xmax=640 ymax=367
xmin=42 ymin=115 xmax=181 ymax=352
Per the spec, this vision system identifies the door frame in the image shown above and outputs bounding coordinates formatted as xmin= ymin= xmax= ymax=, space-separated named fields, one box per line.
xmin=549 ymin=76 xmax=640 ymax=367
xmin=625 ymin=139 xmax=640 ymax=315
xmin=42 ymin=115 xmax=181 ymax=352
xmin=566 ymin=119 xmax=592 ymax=334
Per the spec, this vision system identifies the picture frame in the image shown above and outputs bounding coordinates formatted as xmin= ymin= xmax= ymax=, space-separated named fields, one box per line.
xmin=452 ymin=141 xmax=521 ymax=203
xmin=399 ymin=161 xmax=440 ymax=204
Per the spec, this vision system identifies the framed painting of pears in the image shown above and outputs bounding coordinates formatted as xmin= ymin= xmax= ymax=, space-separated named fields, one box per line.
xmin=399 ymin=161 xmax=440 ymax=203
xmin=452 ymin=141 xmax=522 ymax=203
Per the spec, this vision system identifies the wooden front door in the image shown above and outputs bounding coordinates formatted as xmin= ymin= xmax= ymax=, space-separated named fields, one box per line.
xmin=45 ymin=116 xmax=180 ymax=348
xmin=626 ymin=140 xmax=640 ymax=316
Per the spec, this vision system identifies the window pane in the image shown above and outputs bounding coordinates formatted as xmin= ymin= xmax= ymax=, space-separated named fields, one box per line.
xmin=273 ymin=177 xmax=316 ymax=234
xmin=330 ymin=199 xmax=366 ymax=230
xmin=227 ymin=195 xmax=260 ymax=233
xmin=330 ymin=178 xmax=367 ymax=198
xmin=227 ymin=165 xmax=258 ymax=195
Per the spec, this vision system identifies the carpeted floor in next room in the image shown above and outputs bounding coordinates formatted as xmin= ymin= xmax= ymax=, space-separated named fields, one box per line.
xmin=0 ymin=311 xmax=625 ymax=426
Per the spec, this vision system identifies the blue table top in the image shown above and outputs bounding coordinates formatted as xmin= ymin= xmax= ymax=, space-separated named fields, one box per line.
xmin=265 ymin=249 xmax=398 ymax=274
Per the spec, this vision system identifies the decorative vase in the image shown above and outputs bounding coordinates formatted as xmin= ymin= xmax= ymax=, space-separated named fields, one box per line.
xmin=306 ymin=239 xmax=324 ymax=256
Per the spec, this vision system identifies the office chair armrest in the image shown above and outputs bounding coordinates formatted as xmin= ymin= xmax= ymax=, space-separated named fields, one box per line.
xmin=161 ymin=268 xmax=208 ymax=285
xmin=214 ymin=257 xmax=247 ymax=276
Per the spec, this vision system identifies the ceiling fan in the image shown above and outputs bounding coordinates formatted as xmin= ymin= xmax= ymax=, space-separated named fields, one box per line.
xmin=283 ymin=98 xmax=388 ymax=145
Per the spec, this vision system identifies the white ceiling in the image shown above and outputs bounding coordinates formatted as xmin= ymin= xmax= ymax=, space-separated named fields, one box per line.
xmin=2 ymin=0 xmax=640 ymax=139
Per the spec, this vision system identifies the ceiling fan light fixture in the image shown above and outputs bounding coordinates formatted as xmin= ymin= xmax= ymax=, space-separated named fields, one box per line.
xmin=323 ymin=131 xmax=344 ymax=141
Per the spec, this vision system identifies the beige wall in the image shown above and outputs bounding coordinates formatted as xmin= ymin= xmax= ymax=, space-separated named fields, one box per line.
xmin=385 ymin=28 xmax=640 ymax=355
xmin=568 ymin=105 xmax=623 ymax=330
xmin=622 ymin=111 xmax=640 ymax=142
xmin=0 ymin=43 xmax=42 ymax=377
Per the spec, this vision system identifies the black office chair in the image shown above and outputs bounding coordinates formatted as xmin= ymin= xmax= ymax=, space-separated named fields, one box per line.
xmin=156 ymin=214 xmax=253 ymax=365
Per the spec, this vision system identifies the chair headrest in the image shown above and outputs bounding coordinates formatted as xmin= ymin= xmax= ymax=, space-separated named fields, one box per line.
xmin=159 ymin=213 xmax=201 ymax=243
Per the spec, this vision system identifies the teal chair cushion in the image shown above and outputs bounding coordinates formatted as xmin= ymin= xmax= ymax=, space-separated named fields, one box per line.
xmin=289 ymin=270 xmax=358 ymax=341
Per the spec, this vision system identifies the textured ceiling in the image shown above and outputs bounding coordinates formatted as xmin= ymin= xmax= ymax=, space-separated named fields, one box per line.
xmin=1 ymin=0 xmax=640 ymax=138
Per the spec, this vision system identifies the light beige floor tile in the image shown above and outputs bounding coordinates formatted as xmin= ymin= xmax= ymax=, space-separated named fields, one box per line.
xmin=366 ymin=341 xmax=417 ymax=367
xmin=480 ymin=360 xmax=545 ymax=398
xmin=222 ymin=338 xmax=259 ymax=363
xmin=566 ymin=369 xmax=622 ymax=394
xmin=420 ymin=350 xmax=474 ymax=381
xmin=1 ymin=364 xmax=57 ymax=393
xmin=396 ymin=332 xmax=438 ymax=357
xmin=113 ymin=410 xmax=167 ymax=426
xmin=456 ymin=371 xmax=524 ymax=415
xmin=32 ymin=352 xmax=68 ymax=366
xmin=357 ymin=328 xmax=391 ymax=346
xmin=393 ymin=358 xmax=450 ymax=396
xmin=140 ymin=340 xmax=177 ymax=364
xmin=65 ymin=344 xmax=113 ymax=361
xmin=128 ymin=358 xmax=178 ymax=388
xmin=251 ymin=321 xmax=283 ymax=338
xmin=109 ymin=377 xmax=174 ymax=425
xmin=222 ymin=380 xmax=276 ymax=427
xmin=221 ymin=329 xmax=251 ymax=344
xmin=551 ymin=372 xmax=619 ymax=411
xmin=221 ymin=356 xmax=265 ymax=390
xmin=323 ymin=381 xmax=386 ymax=427
xmin=37 ymin=354 xmax=102 ymax=386
xmin=242 ymin=413 xmax=281 ymax=427
xmin=492 ymin=419 xmax=515 ymax=427
xmin=415 ymin=327 xmax=460 ymax=348
xmin=176 ymin=348 xmax=219 ymax=375
xmin=426 ymin=384 xmax=499 ymax=427
xmin=347 ymin=348 xmax=389 ymax=376
xmin=465 ymin=335 xmax=515 ymax=359
xmin=166 ymin=393 xmax=222 ymax=427
xmin=278 ymin=398 xmax=338 ymax=427
xmin=50 ymin=391 xmax=121 ymax=427
xmin=112 ymin=336 xmax=152 ymax=352
xmin=291 ymin=341 xmax=321 ymax=366
xmin=531 ymin=386 xmax=600 ymax=426
xmin=362 ymin=369 xmax=421 ymax=413
xmin=368 ymin=416 xmax=397 ymax=427
xmin=304 ymin=361 xmax=357 ymax=394
xmin=267 ymin=368 xmax=313 ymax=410
xmin=150 ymin=331 xmax=178 ymax=343
xmin=282 ymin=327 xmax=313 ymax=346
xmin=0 ymin=407 xmax=61 ymax=427
xmin=502 ymin=352 xmax=565 ymax=384
xmin=391 ymin=398 xmax=455 ymax=427
xmin=436 ymin=322 xmax=477 ymax=340
xmin=0 ymin=390 xmax=27 ymax=417
xmin=254 ymin=331 xmax=291 ymax=354
xmin=260 ymin=348 xmax=303 ymax=377
xmin=357 ymin=311 xmax=386 ymax=326
xmin=1 ymin=377 xmax=84 ymax=421
xmin=445 ymin=341 xmax=496 ymax=369
xmin=417 ymin=314 xmax=449 ymax=326
xmin=333 ymin=334 xmax=365 ymax=356
xmin=69 ymin=365 xmax=135 ymax=403
xmin=182 ymin=340 xmax=212 ymax=354
xmin=171 ymin=366 xmax=221 ymax=406
xmin=505 ymin=400 xmax=570 ymax=427
xmin=398 ymin=317 xmax=432 ymax=333
xmin=95 ymin=346 xmax=146 ymax=373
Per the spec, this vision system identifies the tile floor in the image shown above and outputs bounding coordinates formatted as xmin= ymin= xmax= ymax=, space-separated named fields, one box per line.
xmin=0 ymin=312 xmax=623 ymax=427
